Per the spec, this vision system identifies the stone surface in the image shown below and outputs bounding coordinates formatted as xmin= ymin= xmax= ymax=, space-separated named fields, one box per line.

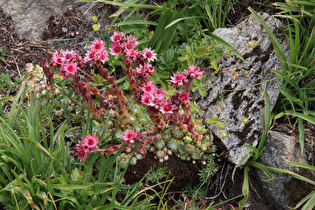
xmin=256 ymin=131 xmax=314 ymax=209
xmin=0 ymin=0 xmax=89 ymax=42
xmin=194 ymin=13 xmax=290 ymax=165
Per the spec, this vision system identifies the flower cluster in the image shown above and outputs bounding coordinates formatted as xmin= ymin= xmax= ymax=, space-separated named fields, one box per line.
xmin=51 ymin=39 xmax=111 ymax=81
xmin=41 ymin=30 xmax=210 ymax=165
xmin=85 ymin=39 xmax=109 ymax=63
xmin=75 ymin=134 xmax=99 ymax=162
xmin=109 ymin=31 xmax=157 ymax=63
xmin=170 ymin=65 xmax=204 ymax=89
xmin=52 ymin=49 xmax=86 ymax=80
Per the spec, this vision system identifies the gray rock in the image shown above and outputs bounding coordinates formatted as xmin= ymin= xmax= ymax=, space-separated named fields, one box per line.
xmin=256 ymin=131 xmax=314 ymax=209
xmin=0 ymin=0 xmax=89 ymax=42
xmin=194 ymin=13 xmax=290 ymax=165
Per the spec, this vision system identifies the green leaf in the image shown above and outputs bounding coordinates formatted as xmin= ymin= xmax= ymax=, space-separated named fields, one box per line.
xmin=294 ymin=191 xmax=315 ymax=210
xmin=164 ymin=16 xmax=205 ymax=29
xmin=77 ymin=0 xmax=161 ymax=10
xmin=198 ymin=87 xmax=206 ymax=96
xmin=286 ymin=162 xmax=315 ymax=171
xmin=206 ymin=33 xmax=245 ymax=62
xmin=244 ymin=144 xmax=259 ymax=160
xmin=7 ymin=80 xmax=27 ymax=126
xmin=115 ymin=20 xmax=158 ymax=27
xmin=108 ymin=0 xmax=140 ymax=18
xmin=52 ymin=182 xmax=98 ymax=190
xmin=253 ymin=87 xmax=271 ymax=155
xmin=291 ymin=1 xmax=315 ymax=6
xmin=298 ymin=119 xmax=305 ymax=154
xmin=237 ymin=166 xmax=249 ymax=209
xmin=278 ymin=84 xmax=303 ymax=104
xmin=247 ymin=161 xmax=274 ymax=182
xmin=248 ymin=7 xmax=289 ymax=72
xmin=249 ymin=161 xmax=315 ymax=186
xmin=285 ymin=111 xmax=315 ymax=125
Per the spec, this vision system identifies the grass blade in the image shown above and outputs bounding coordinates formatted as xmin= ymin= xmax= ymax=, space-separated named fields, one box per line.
xmin=286 ymin=162 xmax=315 ymax=171
xmin=237 ymin=166 xmax=249 ymax=209
xmin=257 ymin=86 xmax=271 ymax=153
xmin=206 ymin=33 xmax=245 ymax=62
xmin=248 ymin=7 xmax=289 ymax=72
xmin=77 ymin=0 xmax=161 ymax=10
xmin=164 ymin=16 xmax=205 ymax=29
xmin=298 ymin=118 xmax=305 ymax=154
xmin=115 ymin=20 xmax=158 ymax=27
xmin=285 ymin=111 xmax=315 ymax=124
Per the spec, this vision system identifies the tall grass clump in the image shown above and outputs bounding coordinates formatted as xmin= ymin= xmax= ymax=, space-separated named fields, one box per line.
xmin=0 ymin=92 xmax=161 ymax=209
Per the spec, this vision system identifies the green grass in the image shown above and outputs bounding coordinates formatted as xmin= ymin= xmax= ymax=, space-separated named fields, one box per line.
xmin=0 ymin=94 xmax=162 ymax=209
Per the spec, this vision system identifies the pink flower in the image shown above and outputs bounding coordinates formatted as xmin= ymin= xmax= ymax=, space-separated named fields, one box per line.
xmin=144 ymin=63 xmax=155 ymax=76
xmin=124 ymin=42 xmax=134 ymax=51
xmin=75 ymin=145 xmax=89 ymax=162
xmin=63 ymin=61 xmax=77 ymax=76
xmin=85 ymin=50 xmax=95 ymax=61
xmin=160 ymin=101 xmax=177 ymax=114
xmin=91 ymin=39 xmax=106 ymax=52
xmin=142 ymin=47 xmax=157 ymax=62
xmin=135 ymin=65 xmax=146 ymax=74
xmin=141 ymin=93 xmax=152 ymax=105
xmin=155 ymin=88 xmax=166 ymax=97
xmin=95 ymin=50 xmax=109 ymax=63
xmin=110 ymin=42 xmax=122 ymax=55
xmin=125 ymin=49 xmax=139 ymax=62
xmin=178 ymin=91 xmax=191 ymax=103
xmin=85 ymin=49 xmax=109 ymax=63
xmin=148 ymin=93 xmax=165 ymax=109
xmin=110 ymin=31 xmax=125 ymax=43
xmin=170 ymin=72 xmax=186 ymax=87
xmin=52 ymin=52 xmax=64 ymax=66
xmin=83 ymin=134 xmax=99 ymax=149
xmin=126 ymin=35 xmax=139 ymax=47
xmin=122 ymin=129 xmax=138 ymax=144
xmin=135 ymin=63 xmax=155 ymax=76
xmin=140 ymin=81 xmax=156 ymax=94
xmin=188 ymin=65 xmax=204 ymax=80
xmin=62 ymin=49 xmax=77 ymax=61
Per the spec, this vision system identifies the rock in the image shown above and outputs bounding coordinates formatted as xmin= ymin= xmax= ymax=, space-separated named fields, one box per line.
xmin=256 ymin=131 xmax=315 ymax=209
xmin=0 ymin=0 xmax=89 ymax=42
xmin=194 ymin=13 xmax=290 ymax=165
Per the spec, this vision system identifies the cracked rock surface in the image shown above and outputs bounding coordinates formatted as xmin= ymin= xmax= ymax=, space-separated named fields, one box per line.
xmin=194 ymin=13 xmax=290 ymax=165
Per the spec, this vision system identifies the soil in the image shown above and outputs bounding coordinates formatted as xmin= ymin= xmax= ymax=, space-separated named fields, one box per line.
xmin=0 ymin=1 xmax=313 ymax=209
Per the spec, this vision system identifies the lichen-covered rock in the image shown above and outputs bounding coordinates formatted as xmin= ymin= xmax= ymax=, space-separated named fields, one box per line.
xmin=256 ymin=131 xmax=314 ymax=209
xmin=194 ymin=13 xmax=290 ymax=165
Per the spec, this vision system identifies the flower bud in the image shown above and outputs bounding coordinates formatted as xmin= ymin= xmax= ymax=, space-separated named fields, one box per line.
xmin=92 ymin=23 xmax=101 ymax=31
xmin=218 ymin=124 xmax=225 ymax=130
xmin=220 ymin=132 xmax=227 ymax=139
xmin=242 ymin=117 xmax=249 ymax=124
xmin=91 ymin=16 xmax=98 ymax=22
xmin=248 ymin=41 xmax=255 ymax=49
